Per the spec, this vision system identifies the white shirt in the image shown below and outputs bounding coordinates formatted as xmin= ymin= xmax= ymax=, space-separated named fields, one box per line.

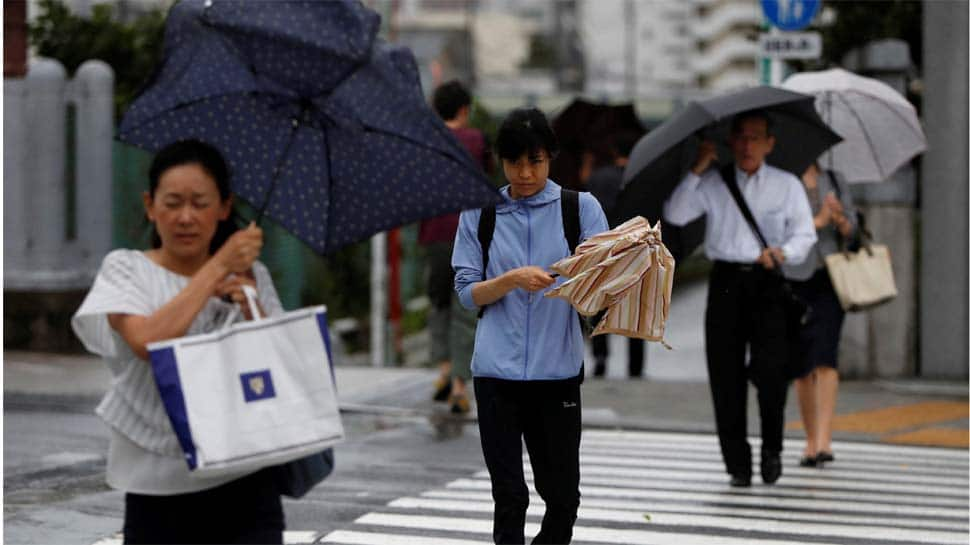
xmin=663 ymin=163 xmax=817 ymax=265
xmin=72 ymin=249 xmax=284 ymax=495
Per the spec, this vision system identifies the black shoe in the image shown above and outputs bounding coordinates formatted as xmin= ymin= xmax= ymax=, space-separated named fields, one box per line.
xmin=592 ymin=359 xmax=606 ymax=378
xmin=816 ymin=451 xmax=834 ymax=464
xmin=729 ymin=474 xmax=751 ymax=487
xmin=432 ymin=378 xmax=452 ymax=402
xmin=798 ymin=455 xmax=817 ymax=467
xmin=448 ymin=394 xmax=470 ymax=414
xmin=761 ymin=452 xmax=782 ymax=484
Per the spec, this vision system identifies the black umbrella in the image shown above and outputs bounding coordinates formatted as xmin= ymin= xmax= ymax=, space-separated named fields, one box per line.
xmin=613 ymin=86 xmax=841 ymax=260
xmin=550 ymin=99 xmax=645 ymax=191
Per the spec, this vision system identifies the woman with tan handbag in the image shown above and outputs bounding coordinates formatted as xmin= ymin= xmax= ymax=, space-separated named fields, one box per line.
xmin=783 ymin=163 xmax=858 ymax=468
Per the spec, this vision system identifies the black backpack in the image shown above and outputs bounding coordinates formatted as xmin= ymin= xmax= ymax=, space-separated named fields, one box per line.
xmin=476 ymin=189 xmax=581 ymax=319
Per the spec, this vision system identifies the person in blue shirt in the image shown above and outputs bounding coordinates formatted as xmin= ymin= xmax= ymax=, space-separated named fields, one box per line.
xmin=452 ymin=108 xmax=608 ymax=544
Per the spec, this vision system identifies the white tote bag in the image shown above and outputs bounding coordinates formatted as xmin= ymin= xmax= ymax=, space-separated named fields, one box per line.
xmin=824 ymin=244 xmax=898 ymax=312
xmin=148 ymin=286 xmax=344 ymax=477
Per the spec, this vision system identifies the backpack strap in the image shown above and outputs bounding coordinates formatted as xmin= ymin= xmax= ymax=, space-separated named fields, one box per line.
xmin=560 ymin=188 xmax=592 ymax=358
xmin=561 ymin=189 xmax=581 ymax=254
xmin=476 ymin=205 xmax=496 ymax=319
xmin=476 ymin=189 xmax=582 ymax=319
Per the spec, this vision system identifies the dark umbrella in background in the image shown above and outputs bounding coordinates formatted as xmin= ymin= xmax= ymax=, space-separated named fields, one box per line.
xmin=550 ymin=99 xmax=645 ymax=191
xmin=613 ymin=86 xmax=842 ymax=260
xmin=119 ymin=0 xmax=501 ymax=255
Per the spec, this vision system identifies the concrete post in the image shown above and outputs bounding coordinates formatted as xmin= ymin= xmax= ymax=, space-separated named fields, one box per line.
xmin=837 ymin=41 xmax=919 ymax=378
xmin=72 ymin=60 xmax=115 ymax=275
xmin=3 ymin=75 xmax=29 ymax=275
xmin=3 ymin=57 xmax=115 ymax=351
xmin=25 ymin=58 xmax=69 ymax=278
xmin=371 ymin=232 xmax=387 ymax=367
xmin=5 ymin=57 xmax=115 ymax=291
xmin=920 ymin=0 xmax=969 ymax=378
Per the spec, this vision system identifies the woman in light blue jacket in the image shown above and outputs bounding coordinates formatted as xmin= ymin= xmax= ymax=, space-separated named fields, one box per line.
xmin=452 ymin=108 xmax=608 ymax=544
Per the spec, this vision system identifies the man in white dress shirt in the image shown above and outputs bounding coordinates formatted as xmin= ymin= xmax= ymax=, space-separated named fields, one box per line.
xmin=664 ymin=110 xmax=817 ymax=487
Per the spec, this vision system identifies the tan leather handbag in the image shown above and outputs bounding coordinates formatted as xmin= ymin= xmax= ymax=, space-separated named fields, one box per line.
xmin=825 ymin=242 xmax=897 ymax=312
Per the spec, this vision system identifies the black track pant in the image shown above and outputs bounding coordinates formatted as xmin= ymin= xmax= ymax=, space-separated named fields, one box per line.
xmin=474 ymin=375 xmax=582 ymax=544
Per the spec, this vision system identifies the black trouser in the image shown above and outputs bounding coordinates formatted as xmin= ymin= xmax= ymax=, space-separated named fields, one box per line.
xmin=591 ymin=335 xmax=645 ymax=377
xmin=474 ymin=375 xmax=582 ymax=544
xmin=426 ymin=242 xmax=455 ymax=310
xmin=705 ymin=261 xmax=789 ymax=478
xmin=123 ymin=468 xmax=283 ymax=544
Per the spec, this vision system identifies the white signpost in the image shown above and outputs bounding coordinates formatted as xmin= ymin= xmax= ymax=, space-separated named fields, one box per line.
xmin=759 ymin=0 xmax=823 ymax=85
xmin=759 ymin=32 xmax=822 ymax=59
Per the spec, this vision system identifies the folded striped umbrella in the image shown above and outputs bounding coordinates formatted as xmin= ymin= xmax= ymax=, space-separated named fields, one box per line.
xmin=545 ymin=217 xmax=674 ymax=347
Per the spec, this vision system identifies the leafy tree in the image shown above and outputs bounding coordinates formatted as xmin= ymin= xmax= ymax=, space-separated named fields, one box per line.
xmin=787 ymin=1 xmax=922 ymax=109
xmin=806 ymin=1 xmax=922 ymax=71
xmin=822 ymin=0 xmax=923 ymax=68
xmin=29 ymin=0 xmax=167 ymax=118
xmin=302 ymin=242 xmax=372 ymax=333
xmin=468 ymin=97 xmax=503 ymax=187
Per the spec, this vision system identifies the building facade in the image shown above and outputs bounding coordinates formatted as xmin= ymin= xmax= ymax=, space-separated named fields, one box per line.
xmin=580 ymin=0 xmax=761 ymax=98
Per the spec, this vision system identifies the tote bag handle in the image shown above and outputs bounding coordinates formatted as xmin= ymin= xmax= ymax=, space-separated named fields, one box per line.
xmin=217 ymin=282 xmax=265 ymax=329
xmin=241 ymin=284 xmax=264 ymax=320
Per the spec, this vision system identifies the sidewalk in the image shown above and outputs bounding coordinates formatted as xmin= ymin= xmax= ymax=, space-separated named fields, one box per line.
xmin=5 ymin=281 xmax=967 ymax=449
xmin=2 ymin=350 xmax=436 ymax=409
xmin=6 ymin=347 xmax=966 ymax=450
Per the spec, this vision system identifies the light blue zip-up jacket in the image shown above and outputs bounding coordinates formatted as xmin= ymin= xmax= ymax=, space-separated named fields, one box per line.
xmin=452 ymin=180 xmax=609 ymax=381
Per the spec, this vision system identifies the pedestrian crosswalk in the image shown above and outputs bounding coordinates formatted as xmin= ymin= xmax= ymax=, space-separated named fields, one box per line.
xmin=319 ymin=429 xmax=970 ymax=545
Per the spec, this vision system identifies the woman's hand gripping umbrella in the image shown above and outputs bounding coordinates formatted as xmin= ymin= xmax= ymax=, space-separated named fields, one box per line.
xmin=545 ymin=216 xmax=675 ymax=348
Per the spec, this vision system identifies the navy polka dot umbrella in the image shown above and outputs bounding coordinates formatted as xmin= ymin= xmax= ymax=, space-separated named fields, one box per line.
xmin=119 ymin=0 xmax=501 ymax=255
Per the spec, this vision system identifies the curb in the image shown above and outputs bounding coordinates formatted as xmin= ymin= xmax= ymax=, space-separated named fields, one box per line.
xmin=873 ymin=379 xmax=969 ymax=397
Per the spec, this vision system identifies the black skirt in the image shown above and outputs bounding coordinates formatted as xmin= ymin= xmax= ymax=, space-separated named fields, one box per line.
xmin=790 ymin=268 xmax=845 ymax=377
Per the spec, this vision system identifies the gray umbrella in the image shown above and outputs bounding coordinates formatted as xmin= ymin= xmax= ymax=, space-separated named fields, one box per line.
xmin=783 ymin=68 xmax=927 ymax=183
xmin=613 ymin=86 xmax=841 ymax=259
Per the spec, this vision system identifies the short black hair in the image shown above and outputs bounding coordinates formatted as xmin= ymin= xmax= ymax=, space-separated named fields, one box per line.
xmin=731 ymin=109 xmax=774 ymax=136
xmin=495 ymin=107 xmax=559 ymax=161
xmin=432 ymin=80 xmax=472 ymax=121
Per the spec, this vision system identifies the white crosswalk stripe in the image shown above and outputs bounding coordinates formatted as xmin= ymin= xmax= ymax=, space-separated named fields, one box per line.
xmin=92 ymin=530 xmax=321 ymax=545
xmin=319 ymin=430 xmax=969 ymax=545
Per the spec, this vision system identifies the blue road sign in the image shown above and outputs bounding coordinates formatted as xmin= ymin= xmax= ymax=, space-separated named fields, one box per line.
xmin=761 ymin=0 xmax=820 ymax=31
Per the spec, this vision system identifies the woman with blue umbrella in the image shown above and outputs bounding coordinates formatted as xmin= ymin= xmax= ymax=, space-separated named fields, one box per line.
xmin=73 ymin=140 xmax=287 ymax=543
